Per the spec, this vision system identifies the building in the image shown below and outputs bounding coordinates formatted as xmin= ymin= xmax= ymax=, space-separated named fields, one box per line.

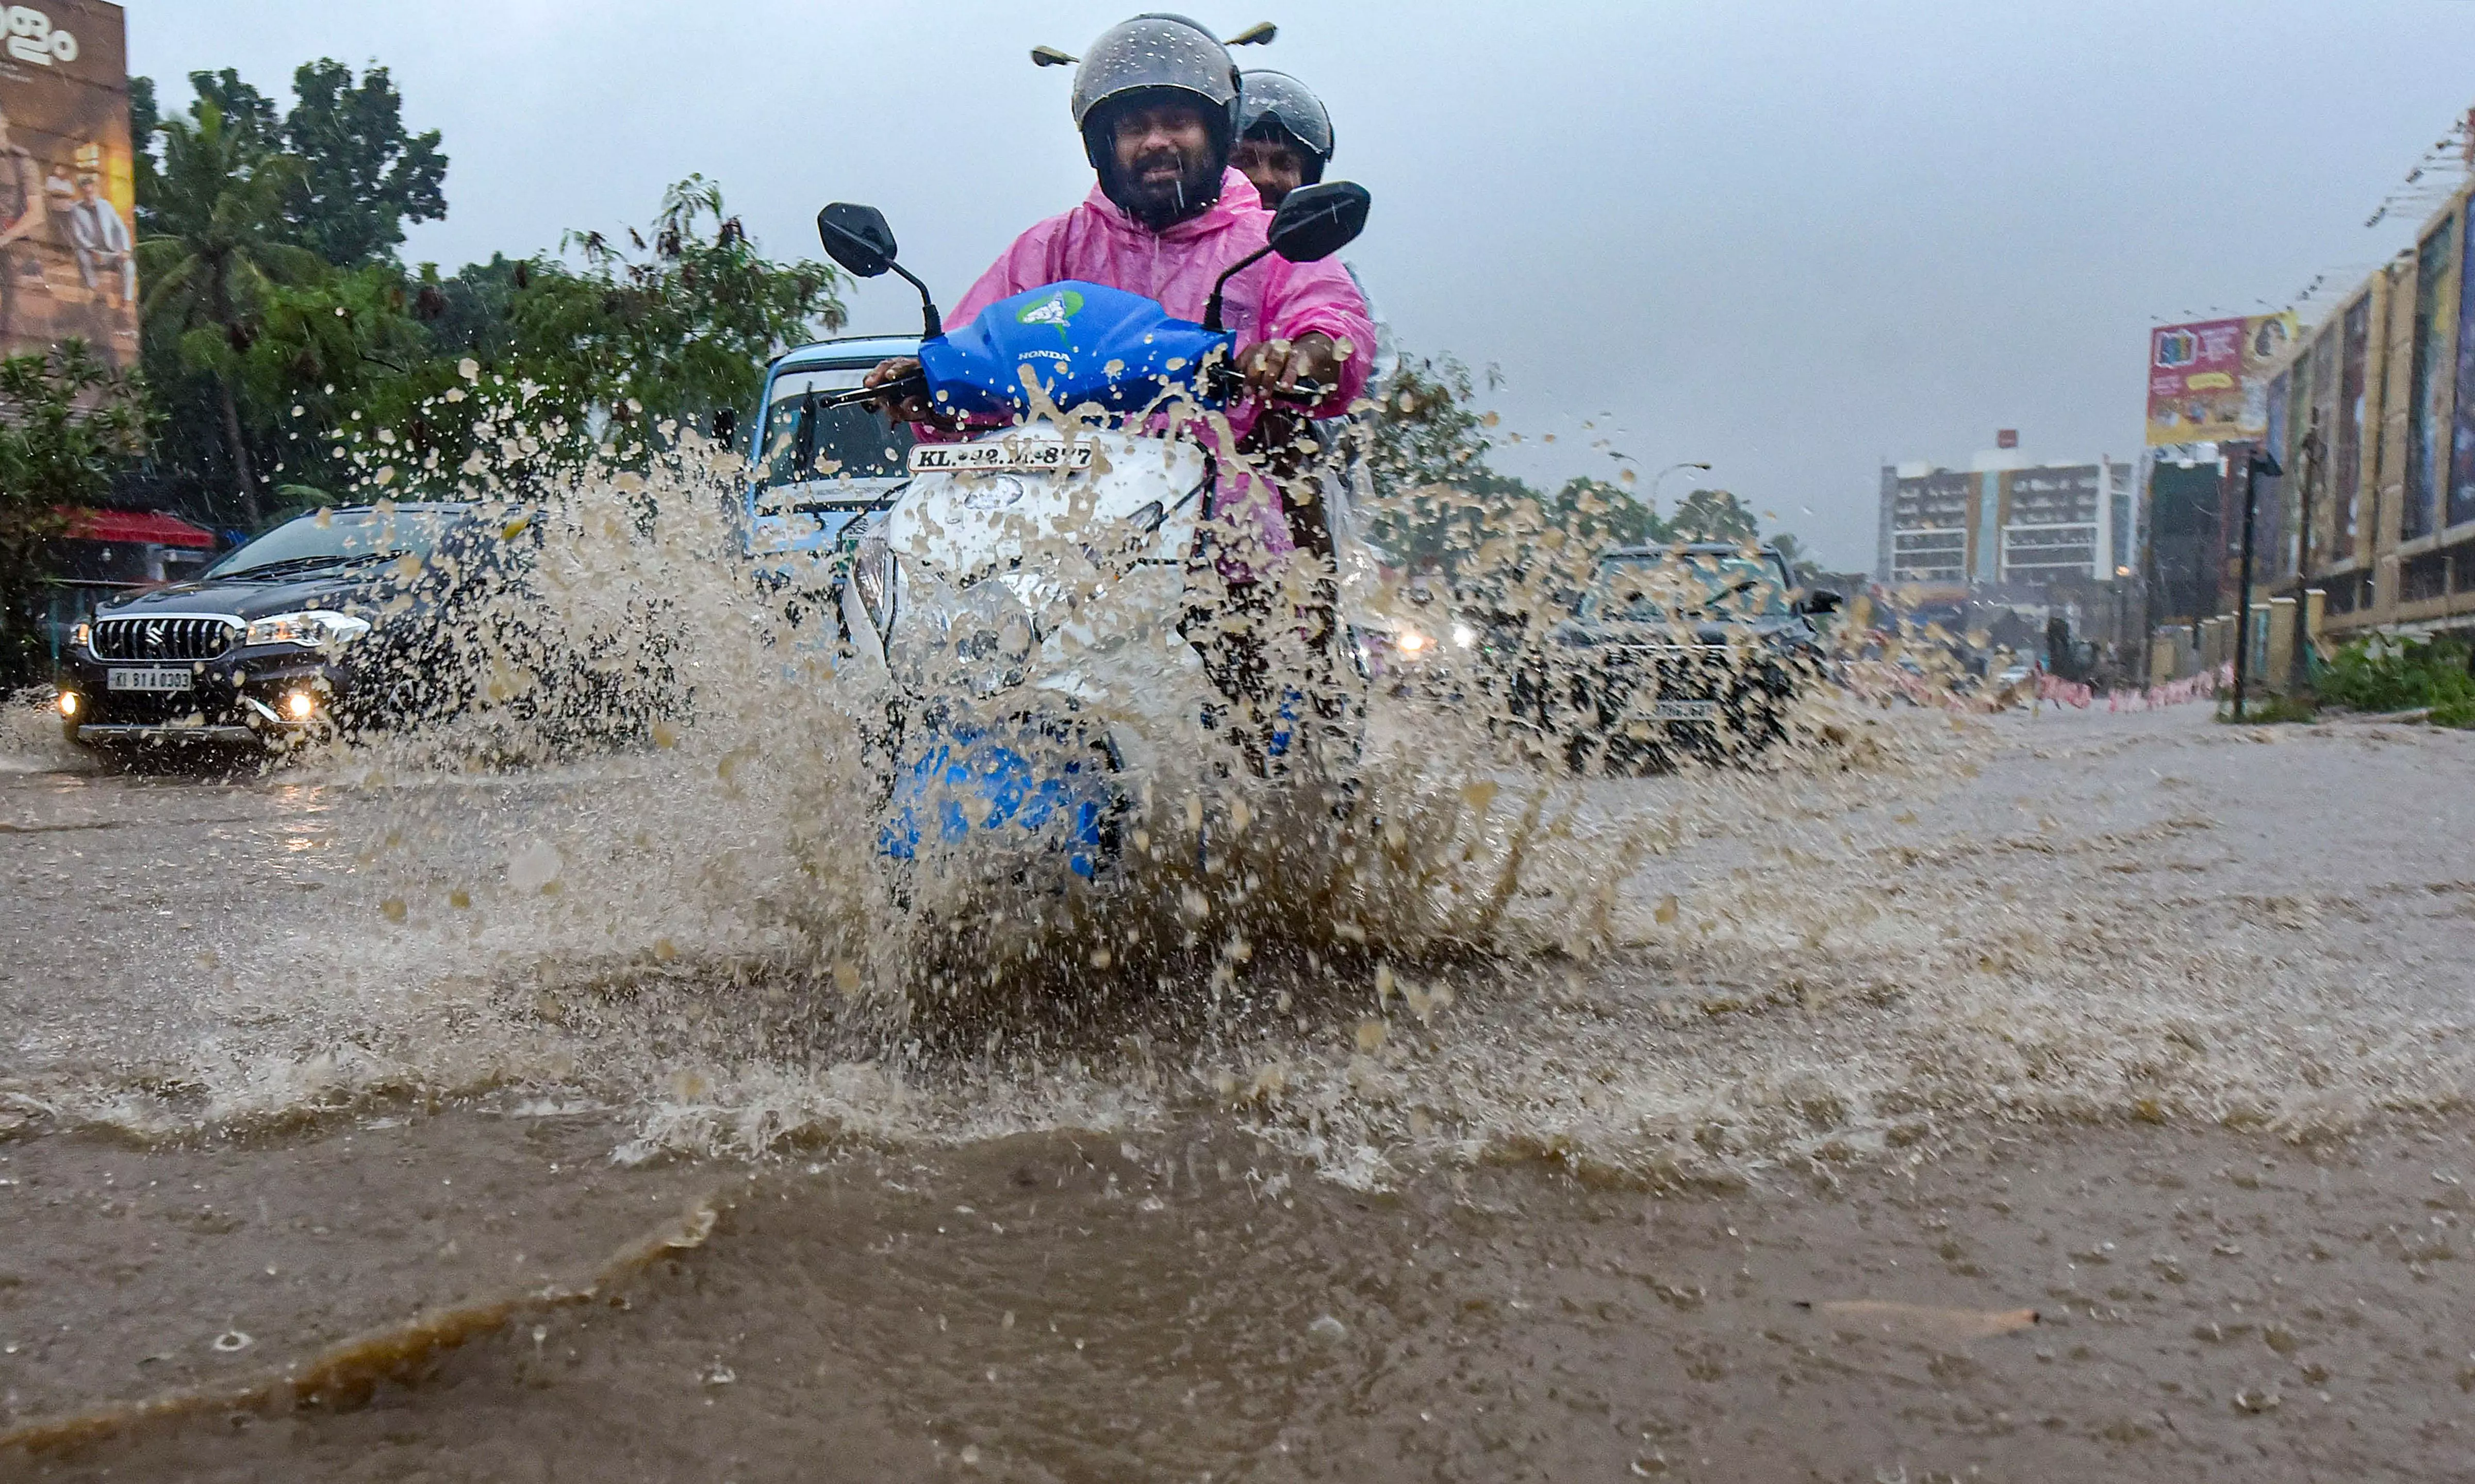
xmin=1877 ymin=451 xmax=2136 ymax=594
xmin=37 ymin=507 xmax=217 ymax=662
xmin=2142 ymin=447 xmax=2247 ymax=626
xmin=0 ymin=2 xmax=136 ymax=367
xmin=2257 ymin=182 xmax=2475 ymax=640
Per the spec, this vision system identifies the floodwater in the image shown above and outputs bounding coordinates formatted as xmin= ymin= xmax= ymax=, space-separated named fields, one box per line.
xmin=7 ymin=697 xmax=2473 ymax=1479
xmin=5 ymin=465 xmax=2475 ymax=1478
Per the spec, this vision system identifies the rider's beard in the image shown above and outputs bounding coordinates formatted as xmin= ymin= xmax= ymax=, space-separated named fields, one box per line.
xmin=1110 ymin=145 xmax=1223 ymax=231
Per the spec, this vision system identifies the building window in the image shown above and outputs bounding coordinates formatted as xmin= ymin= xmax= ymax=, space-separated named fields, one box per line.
xmin=2402 ymin=550 xmax=2449 ymax=603
xmin=2335 ymin=295 xmax=2369 ymax=558
xmin=2451 ymin=540 xmax=2475 ymax=594
xmin=2453 ymin=208 xmax=2475 ymax=529
xmin=2405 ymin=219 xmax=2456 ymax=542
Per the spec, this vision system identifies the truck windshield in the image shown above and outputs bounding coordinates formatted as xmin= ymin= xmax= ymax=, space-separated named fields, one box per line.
xmin=205 ymin=508 xmax=466 ymax=579
xmin=1580 ymin=551 xmax=1791 ymax=622
xmin=755 ymin=367 xmax=915 ymax=505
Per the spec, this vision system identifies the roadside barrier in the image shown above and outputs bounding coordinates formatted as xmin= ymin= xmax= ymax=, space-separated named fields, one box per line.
xmin=2035 ymin=672 xmax=2094 ymax=709
xmin=2109 ymin=662 xmax=2228 ymax=711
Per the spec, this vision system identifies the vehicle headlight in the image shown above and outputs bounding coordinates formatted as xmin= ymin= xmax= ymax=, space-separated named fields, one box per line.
xmin=1396 ymin=628 xmax=1429 ymax=656
xmin=1451 ymin=622 xmax=1478 ymax=649
xmin=70 ymin=621 xmax=90 ymax=652
xmin=244 ymin=610 xmax=372 ymax=649
xmin=888 ymin=572 xmax=1036 ymax=700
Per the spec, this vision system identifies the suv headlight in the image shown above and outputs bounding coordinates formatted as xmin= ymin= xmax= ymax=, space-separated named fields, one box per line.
xmin=245 ymin=610 xmax=372 ymax=649
xmin=70 ymin=621 xmax=90 ymax=653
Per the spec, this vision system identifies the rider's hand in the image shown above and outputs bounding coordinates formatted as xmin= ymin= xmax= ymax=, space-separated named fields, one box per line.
xmin=1238 ymin=332 xmax=1340 ymax=404
xmin=864 ymin=356 xmax=941 ymax=424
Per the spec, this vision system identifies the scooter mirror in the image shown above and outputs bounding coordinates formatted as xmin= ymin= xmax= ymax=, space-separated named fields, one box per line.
xmin=1265 ymin=181 xmax=1371 ymax=264
xmin=817 ymin=203 xmax=899 ymax=278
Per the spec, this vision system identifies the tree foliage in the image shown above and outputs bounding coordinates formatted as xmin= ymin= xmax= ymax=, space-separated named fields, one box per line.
xmin=0 ymin=345 xmax=148 ymax=681
xmin=136 ymin=96 xmax=323 ymax=525
xmin=127 ymin=62 xmax=842 ymax=530
xmin=280 ymin=60 xmax=447 ymax=266
xmin=1361 ymin=360 xmax=1835 ymax=602
xmin=1668 ymin=487 xmax=1758 ymax=543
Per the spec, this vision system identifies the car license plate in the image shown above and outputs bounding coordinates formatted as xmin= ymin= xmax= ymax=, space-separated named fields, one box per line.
xmin=1648 ymin=698 xmax=1718 ymax=721
xmin=108 ymin=666 xmax=193 ymax=693
xmin=909 ymin=439 xmax=1095 ymax=475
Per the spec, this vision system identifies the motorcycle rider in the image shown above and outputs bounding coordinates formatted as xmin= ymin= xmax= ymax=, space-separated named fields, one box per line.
xmin=864 ymin=14 xmax=1375 ymax=763
xmin=864 ymin=16 xmax=1372 ymax=505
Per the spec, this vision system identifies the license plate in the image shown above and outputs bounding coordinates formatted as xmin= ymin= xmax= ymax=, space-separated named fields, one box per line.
xmin=908 ymin=439 xmax=1095 ymax=475
xmin=108 ymin=666 xmax=193 ymax=693
xmin=1648 ymin=698 xmax=1718 ymax=721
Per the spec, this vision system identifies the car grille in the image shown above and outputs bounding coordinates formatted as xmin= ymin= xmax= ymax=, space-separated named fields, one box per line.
xmin=92 ymin=615 xmax=241 ymax=661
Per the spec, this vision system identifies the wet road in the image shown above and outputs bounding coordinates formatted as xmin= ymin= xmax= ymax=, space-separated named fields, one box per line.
xmin=6 ymin=702 xmax=2475 ymax=1479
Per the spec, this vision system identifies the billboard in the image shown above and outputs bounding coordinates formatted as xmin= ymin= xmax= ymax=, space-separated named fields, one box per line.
xmin=2145 ymin=311 xmax=2296 ymax=446
xmin=0 ymin=1 xmax=134 ymax=366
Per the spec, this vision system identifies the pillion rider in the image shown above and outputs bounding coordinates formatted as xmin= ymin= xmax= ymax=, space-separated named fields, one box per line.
xmin=862 ymin=14 xmax=1374 ymax=487
xmin=1230 ymin=68 xmax=1329 ymax=211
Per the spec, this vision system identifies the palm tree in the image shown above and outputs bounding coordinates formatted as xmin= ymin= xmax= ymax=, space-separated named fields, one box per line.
xmin=135 ymin=99 xmax=321 ymax=528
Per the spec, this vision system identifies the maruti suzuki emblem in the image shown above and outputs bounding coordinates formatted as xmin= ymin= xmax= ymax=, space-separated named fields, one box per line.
xmin=143 ymin=620 xmax=164 ymax=654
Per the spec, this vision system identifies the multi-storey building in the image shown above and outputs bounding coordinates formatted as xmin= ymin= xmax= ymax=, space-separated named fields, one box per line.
xmin=1877 ymin=453 xmax=2135 ymax=595
xmin=2262 ymin=182 xmax=2475 ymax=640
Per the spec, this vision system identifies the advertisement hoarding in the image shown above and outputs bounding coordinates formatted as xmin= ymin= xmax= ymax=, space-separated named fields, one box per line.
xmin=0 ymin=0 xmax=134 ymax=366
xmin=2145 ymin=312 xmax=2297 ymax=447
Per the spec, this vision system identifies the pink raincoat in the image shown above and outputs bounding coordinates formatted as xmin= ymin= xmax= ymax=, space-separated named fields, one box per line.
xmin=945 ymin=169 xmax=1375 ymax=559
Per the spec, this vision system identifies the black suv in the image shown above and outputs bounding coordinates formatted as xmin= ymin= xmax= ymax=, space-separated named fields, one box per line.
xmin=55 ymin=503 xmax=516 ymax=755
xmin=1502 ymin=542 xmax=1839 ymax=773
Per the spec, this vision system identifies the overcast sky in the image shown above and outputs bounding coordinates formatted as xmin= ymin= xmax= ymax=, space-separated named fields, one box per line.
xmin=133 ymin=0 xmax=2475 ymax=568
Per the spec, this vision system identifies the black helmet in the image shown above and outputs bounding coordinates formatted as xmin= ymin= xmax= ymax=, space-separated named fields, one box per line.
xmin=1068 ymin=14 xmax=1244 ymax=172
xmin=1237 ymin=70 xmax=1332 ymax=181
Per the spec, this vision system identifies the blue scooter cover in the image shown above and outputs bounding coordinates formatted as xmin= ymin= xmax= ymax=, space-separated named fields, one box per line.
xmin=917 ymin=281 xmax=1233 ymax=420
xmin=880 ymin=723 xmax=1120 ymax=881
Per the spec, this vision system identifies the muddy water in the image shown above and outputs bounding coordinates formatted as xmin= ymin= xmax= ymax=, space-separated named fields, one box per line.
xmin=7 ymin=691 xmax=2475 ymax=1477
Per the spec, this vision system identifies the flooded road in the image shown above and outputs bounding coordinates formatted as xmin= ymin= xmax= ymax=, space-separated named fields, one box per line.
xmin=6 ymin=702 xmax=2474 ymax=1478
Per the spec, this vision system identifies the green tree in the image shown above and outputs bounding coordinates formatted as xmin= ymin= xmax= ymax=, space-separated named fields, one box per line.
xmin=136 ymin=98 xmax=322 ymax=526
xmin=184 ymin=68 xmax=279 ymax=149
xmin=0 ymin=344 xmax=148 ymax=682
xmin=1364 ymin=354 xmax=1540 ymax=574
xmin=1543 ymin=475 xmax=1668 ymax=550
xmin=1767 ymin=529 xmax=1826 ymax=588
xmin=1669 ymin=487 xmax=1758 ymax=543
xmin=129 ymin=76 xmax=161 ymax=225
xmin=236 ymin=262 xmax=436 ymax=513
xmin=254 ymin=179 xmax=848 ymax=504
xmin=279 ymin=60 xmax=447 ymax=266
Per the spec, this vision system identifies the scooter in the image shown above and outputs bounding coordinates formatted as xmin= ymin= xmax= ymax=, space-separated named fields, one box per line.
xmin=808 ymin=182 xmax=1372 ymax=893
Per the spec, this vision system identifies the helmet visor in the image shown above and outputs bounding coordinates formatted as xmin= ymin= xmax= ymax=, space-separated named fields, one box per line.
xmin=1236 ymin=70 xmax=1333 ymax=161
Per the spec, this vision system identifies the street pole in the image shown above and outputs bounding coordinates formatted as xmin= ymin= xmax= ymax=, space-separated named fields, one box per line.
xmin=2228 ymin=445 xmax=2282 ymax=720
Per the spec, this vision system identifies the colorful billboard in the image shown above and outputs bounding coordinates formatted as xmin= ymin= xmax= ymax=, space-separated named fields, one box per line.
xmin=2145 ymin=311 xmax=2297 ymax=446
xmin=0 ymin=1 xmax=134 ymax=367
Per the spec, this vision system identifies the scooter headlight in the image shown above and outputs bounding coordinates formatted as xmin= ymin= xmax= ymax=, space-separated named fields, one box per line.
xmin=888 ymin=574 xmax=1037 ymax=701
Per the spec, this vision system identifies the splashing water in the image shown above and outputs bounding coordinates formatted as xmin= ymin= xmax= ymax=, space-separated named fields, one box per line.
xmin=12 ymin=405 xmax=2472 ymax=1202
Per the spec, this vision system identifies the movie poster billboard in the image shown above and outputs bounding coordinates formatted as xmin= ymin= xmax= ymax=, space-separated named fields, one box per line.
xmin=2145 ymin=311 xmax=2297 ymax=446
xmin=0 ymin=1 xmax=134 ymax=368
